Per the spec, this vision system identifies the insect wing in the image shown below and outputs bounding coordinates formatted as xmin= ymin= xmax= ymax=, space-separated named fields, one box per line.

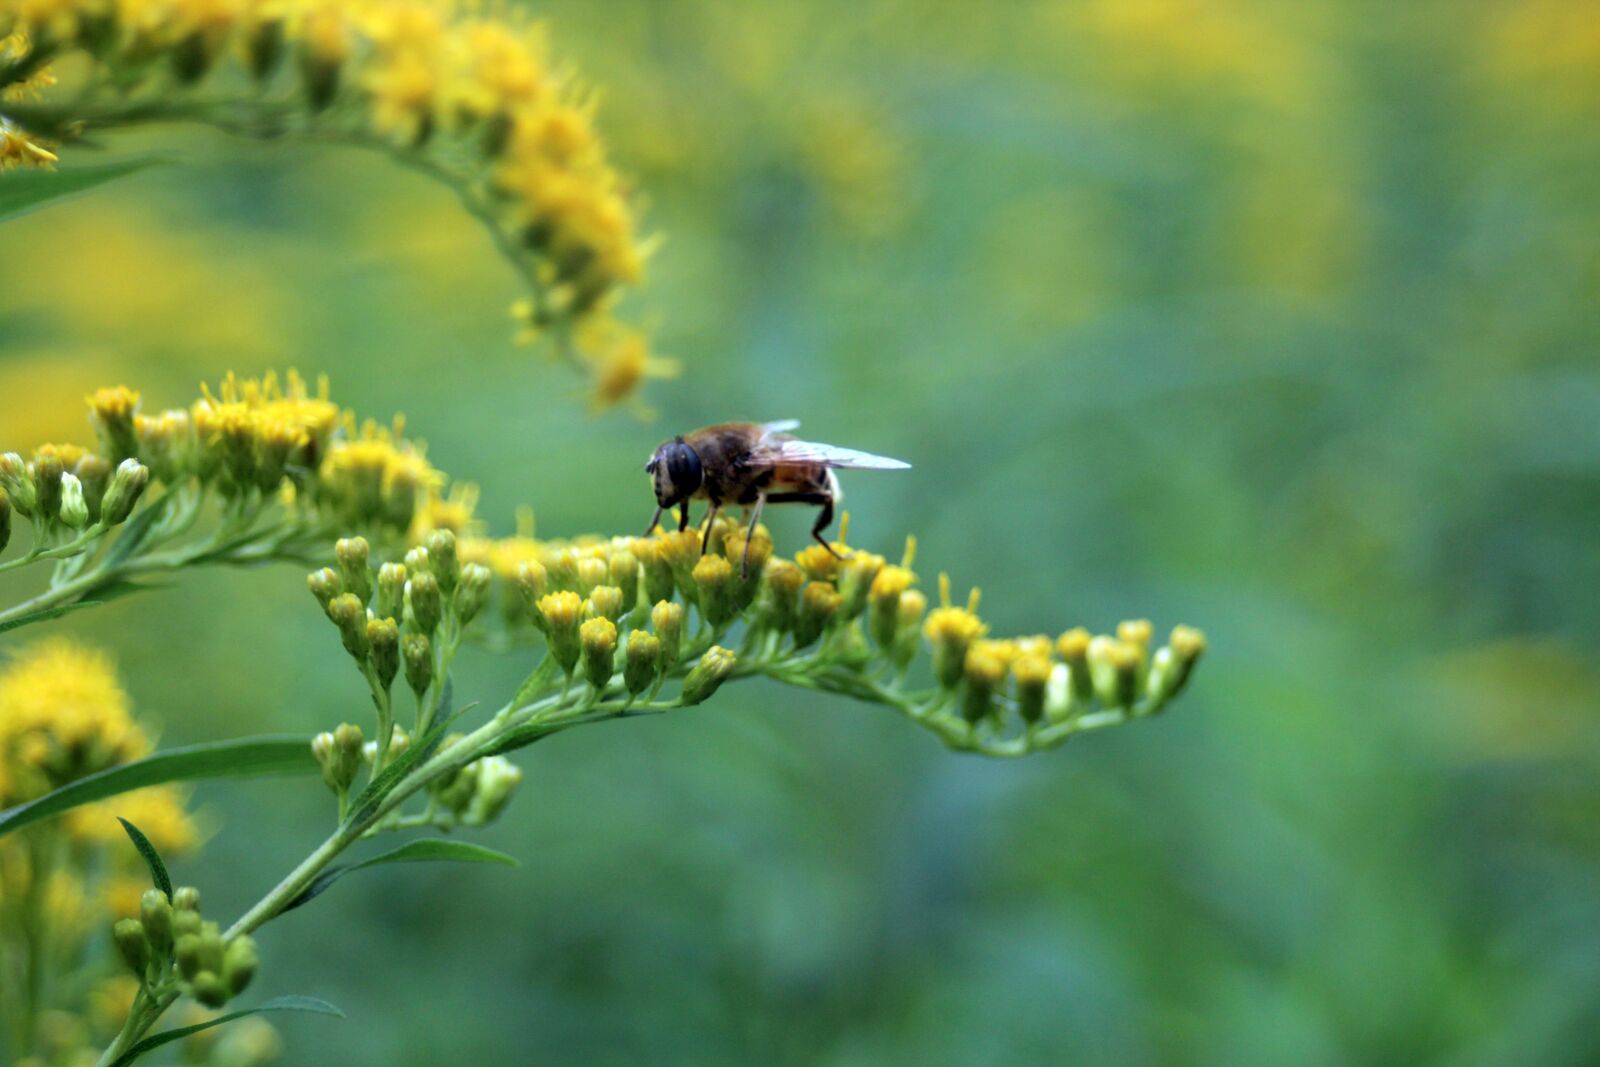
xmin=770 ymin=439 xmax=911 ymax=470
xmin=759 ymin=419 xmax=801 ymax=436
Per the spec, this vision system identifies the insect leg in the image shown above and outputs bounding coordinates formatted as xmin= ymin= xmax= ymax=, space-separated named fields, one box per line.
xmin=741 ymin=492 xmax=766 ymax=579
xmin=643 ymin=505 xmax=664 ymax=536
xmin=677 ymin=501 xmax=690 ymax=532
xmin=765 ymin=491 xmax=851 ymax=560
xmin=699 ymin=500 xmax=722 ymax=555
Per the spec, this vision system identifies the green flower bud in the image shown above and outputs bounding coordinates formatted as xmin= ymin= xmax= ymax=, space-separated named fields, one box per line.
xmin=368 ymin=617 xmax=400 ymax=691
xmin=634 ymin=539 xmax=675 ymax=606
xmin=961 ymin=646 xmax=1006 ymax=724
xmin=176 ymin=932 xmax=205 ymax=980
xmin=586 ymin=584 xmax=624 ymax=624
xmin=32 ymin=446 xmax=64 ymax=520
xmin=406 ymin=572 xmax=442 ymax=635
xmin=763 ymin=560 xmax=803 ymax=632
xmin=403 ymin=545 xmax=431 ymax=576
xmin=247 ymin=17 xmax=286 ymax=80
xmin=307 ymin=568 xmax=341 ymax=614
xmin=402 ymin=633 xmax=433 ymax=698
xmin=87 ymin=386 xmax=142 ymax=462
xmin=650 ymin=600 xmax=684 ymax=673
xmin=191 ymin=970 xmax=230 ymax=1008
xmin=223 ymin=935 xmax=258 ymax=996
xmin=1087 ymin=636 xmax=1138 ymax=710
xmin=113 ymin=918 xmax=150 ymax=978
xmin=546 ymin=548 xmax=579 ymax=592
xmin=430 ymin=746 xmax=478 ymax=815
xmin=455 ymin=562 xmax=492 ymax=625
xmin=575 ymin=556 xmax=609 ymax=597
xmin=1148 ymin=626 xmax=1206 ymax=703
xmin=513 ymin=560 xmax=548 ymax=624
xmin=464 ymin=756 xmax=521 ymax=825
xmin=794 ymin=581 xmax=841 ymax=650
xmin=608 ymin=550 xmax=640 ymax=614
xmin=172 ymin=886 xmax=201 ymax=913
xmin=327 ymin=593 xmax=370 ymax=661
xmin=335 ymin=537 xmax=372 ymax=604
xmin=0 ymin=489 xmax=10 ymax=555
xmin=836 ymin=551 xmax=885 ymax=621
xmin=868 ymin=566 xmax=915 ymax=650
xmin=313 ymin=722 xmax=364 ymax=794
xmin=680 ymin=646 xmax=736 ymax=706
xmin=376 ymin=562 xmax=407 ymax=622
xmin=1013 ymin=655 xmax=1052 ymax=725
xmin=893 ymin=589 xmax=927 ymax=672
xmin=624 ymin=630 xmax=660 ymax=696
xmin=76 ymin=454 xmax=111 ymax=524
xmin=173 ymin=908 xmax=202 ymax=940
xmin=580 ymin=616 xmax=617 ymax=691
xmin=692 ymin=555 xmax=736 ymax=628
xmin=1056 ymin=628 xmax=1093 ymax=704
xmin=538 ymin=591 xmax=583 ymax=675
xmin=427 ymin=529 xmax=460 ymax=595
xmin=100 ymin=458 xmax=150 ymax=525
xmin=59 ymin=472 xmax=89 ymax=529
xmin=141 ymin=888 xmax=174 ymax=956
xmin=0 ymin=453 xmax=37 ymax=516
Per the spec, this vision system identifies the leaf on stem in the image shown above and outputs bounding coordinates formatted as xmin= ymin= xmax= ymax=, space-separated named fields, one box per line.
xmin=117 ymin=816 xmax=174 ymax=899
xmin=278 ymin=838 xmax=518 ymax=915
xmin=0 ymin=736 xmax=317 ymax=839
xmin=0 ymin=157 xmax=166 ymax=223
xmin=107 ymin=995 xmax=344 ymax=1067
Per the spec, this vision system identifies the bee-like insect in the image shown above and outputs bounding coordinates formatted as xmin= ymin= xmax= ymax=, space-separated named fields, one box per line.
xmin=645 ymin=420 xmax=911 ymax=575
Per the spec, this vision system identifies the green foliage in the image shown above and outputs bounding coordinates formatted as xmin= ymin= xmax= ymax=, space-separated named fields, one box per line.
xmin=106 ymin=995 xmax=343 ymax=1067
xmin=0 ymin=158 xmax=163 ymax=222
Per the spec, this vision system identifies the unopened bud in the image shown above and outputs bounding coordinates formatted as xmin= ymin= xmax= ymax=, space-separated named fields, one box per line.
xmin=794 ymin=581 xmax=841 ymax=649
xmin=0 ymin=454 xmax=37 ymax=516
xmin=426 ymin=529 xmax=460 ymax=595
xmin=1013 ymin=654 xmax=1052 ymax=725
xmin=680 ymin=646 xmax=737 ymax=706
xmin=926 ymin=605 xmax=986 ymax=689
xmin=624 ymin=630 xmax=660 ymax=695
xmin=32 ymin=447 xmax=63 ymax=520
xmin=307 ymin=568 xmax=341 ymax=614
xmin=191 ymin=970 xmax=229 ymax=1008
xmin=764 ymin=560 xmax=803 ymax=632
xmin=113 ymin=918 xmax=150 ymax=978
xmin=608 ymin=550 xmax=640 ymax=614
xmin=650 ymin=600 xmax=684 ymax=673
xmin=335 ymin=537 xmax=372 ymax=603
xmin=140 ymin=888 xmax=174 ymax=956
xmin=580 ymin=616 xmax=618 ymax=690
xmin=464 ymin=756 xmax=521 ymax=825
xmin=407 ymin=572 xmax=442 ymax=635
xmin=59 ymin=472 xmax=89 ymax=529
xmin=376 ymin=562 xmax=407 ymax=620
xmin=868 ymin=566 xmax=915 ymax=650
xmin=1087 ymin=636 xmax=1138 ymax=709
xmin=576 ymin=556 xmax=609 ymax=597
xmin=837 ymin=552 xmax=885 ymax=620
xmin=173 ymin=909 xmax=202 ymax=939
xmin=892 ymin=589 xmax=927 ymax=671
xmin=1148 ymin=625 xmax=1206 ymax=702
xmin=693 ymin=555 xmax=736 ymax=627
xmin=513 ymin=560 xmax=548 ymax=623
xmin=100 ymin=459 xmax=149 ymax=525
xmin=402 ymin=633 xmax=433 ymax=697
xmin=172 ymin=886 xmax=201 ymax=913
xmin=368 ymin=617 xmax=400 ymax=690
xmin=634 ymin=538 xmax=676 ymax=605
xmin=403 ymin=545 xmax=431 ymax=575
xmin=455 ymin=563 xmax=491 ymax=625
xmin=586 ymin=584 xmax=624 ymax=624
xmin=223 ymin=935 xmax=258 ymax=995
xmin=1056 ymin=628 xmax=1093 ymax=703
xmin=327 ymin=594 xmax=369 ymax=661
xmin=961 ymin=646 xmax=1007 ymax=724
xmin=538 ymin=591 xmax=583 ymax=674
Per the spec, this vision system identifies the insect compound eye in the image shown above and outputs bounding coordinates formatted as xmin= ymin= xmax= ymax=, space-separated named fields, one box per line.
xmin=645 ymin=457 xmax=658 ymax=474
xmin=664 ymin=442 xmax=703 ymax=497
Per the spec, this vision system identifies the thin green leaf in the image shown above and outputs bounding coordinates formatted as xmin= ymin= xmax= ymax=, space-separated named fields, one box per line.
xmin=343 ymin=703 xmax=470 ymax=829
xmin=108 ymin=995 xmax=343 ymax=1067
xmin=280 ymin=838 xmax=518 ymax=915
xmin=0 ymin=158 xmax=164 ymax=223
xmin=0 ymin=599 xmax=103 ymax=635
xmin=117 ymin=817 xmax=173 ymax=898
xmin=0 ymin=736 xmax=316 ymax=839
xmin=102 ymin=491 xmax=175 ymax=567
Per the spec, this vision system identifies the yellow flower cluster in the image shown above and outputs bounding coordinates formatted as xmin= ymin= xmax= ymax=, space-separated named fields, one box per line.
xmin=0 ymin=0 xmax=662 ymax=404
xmin=6 ymin=371 xmax=477 ymax=543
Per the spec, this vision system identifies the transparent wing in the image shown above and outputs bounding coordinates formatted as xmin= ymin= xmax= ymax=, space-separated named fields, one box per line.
xmin=760 ymin=419 xmax=802 ymax=435
xmin=769 ymin=438 xmax=911 ymax=470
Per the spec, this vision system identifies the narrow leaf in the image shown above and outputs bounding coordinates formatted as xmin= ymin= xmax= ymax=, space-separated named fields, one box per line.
xmin=0 ymin=736 xmax=316 ymax=840
xmin=102 ymin=491 xmax=175 ymax=567
xmin=0 ymin=157 xmax=164 ymax=223
xmin=0 ymin=599 xmax=103 ymax=635
xmin=343 ymin=705 xmax=470 ymax=829
xmin=108 ymin=995 xmax=343 ymax=1067
xmin=117 ymin=817 xmax=173 ymax=899
xmin=280 ymin=838 xmax=517 ymax=915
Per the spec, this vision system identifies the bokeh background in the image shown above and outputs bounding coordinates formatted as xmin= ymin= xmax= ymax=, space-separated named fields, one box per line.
xmin=4 ymin=0 xmax=1600 ymax=1063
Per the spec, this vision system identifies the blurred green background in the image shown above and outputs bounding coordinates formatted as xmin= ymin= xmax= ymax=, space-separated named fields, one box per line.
xmin=4 ymin=0 xmax=1600 ymax=1063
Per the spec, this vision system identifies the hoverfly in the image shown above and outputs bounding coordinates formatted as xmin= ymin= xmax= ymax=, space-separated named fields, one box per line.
xmin=644 ymin=420 xmax=911 ymax=576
